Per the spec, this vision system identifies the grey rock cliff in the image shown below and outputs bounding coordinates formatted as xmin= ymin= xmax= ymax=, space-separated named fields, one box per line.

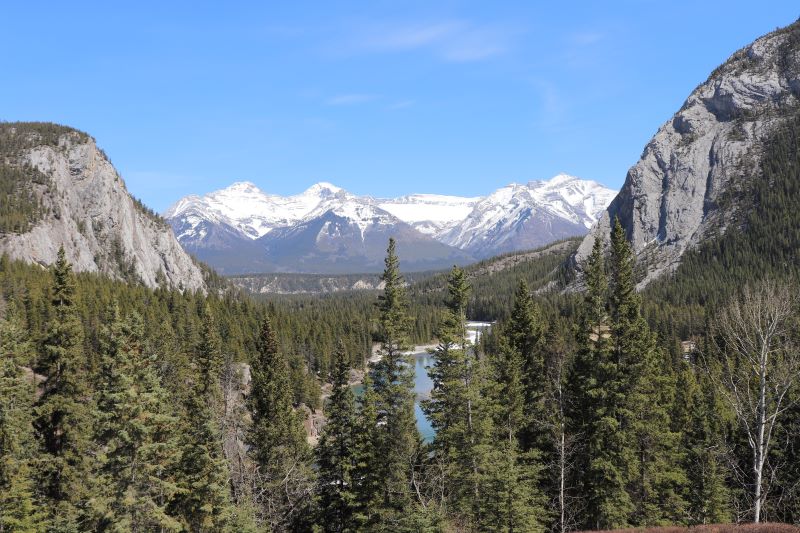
xmin=0 ymin=126 xmax=207 ymax=291
xmin=575 ymin=22 xmax=800 ymax=286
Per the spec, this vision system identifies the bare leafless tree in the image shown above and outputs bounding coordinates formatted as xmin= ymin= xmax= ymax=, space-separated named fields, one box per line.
xmin=543 ymin=338 xmax=584 ymax=533
xmin=710 ymin=279 xmax=799 ymax=523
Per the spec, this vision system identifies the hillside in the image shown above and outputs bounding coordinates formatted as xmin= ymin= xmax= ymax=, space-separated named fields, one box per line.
xmin=576 ymin=21 xmax=800 ymax=287
xmin=0 ymin=122 xmax=206 ymax=291
xmin=229 ymin=270 xmax=439 ymax=295
xmin=410 ymin=237 xmax=579 ymax=320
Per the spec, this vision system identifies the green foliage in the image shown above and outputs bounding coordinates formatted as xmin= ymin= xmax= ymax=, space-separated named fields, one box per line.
xmin=315 ymin=343 xmax=359 ymax=532
xmin=423 ymin=266 xmax=548 ymax=531
xmin=174 ymin=305 xmax=234 ymax=531
xmin=34 ymin=247 xmax=99 ymax=530
xmin=505 ymin=280 xmax=547 ymax=452
xmin=568 ymin=234 xmax=629 ymax=530
xmin=0 ymin=249 xmax=327 ymax=531
xmin=93 ymin=307 xmax=183 ymax=531
xmin=248 ymin=316 xmax=313 ymax=531
xmin=369 ymin=238 xmax=418 ymax=512
xmin=673 ymin=364 xmax=732 ymax=525
xmin=411 ymin=238 xmax=581 ymax=322
xmin=0 ymin=308 xmax=44 ymax=532
xmin=352 ymin=371 xmax=383 ymax=527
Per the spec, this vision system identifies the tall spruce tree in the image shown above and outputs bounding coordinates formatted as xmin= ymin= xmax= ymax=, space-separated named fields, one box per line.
xmin=423 ymin=265 xmax=470 ymax=449
xmin=484 ymin=339 xmax=548 ymax=533
xmin=0 ymin=308 xmax=44 ymax=532
xmin=369 ymin=238 xmax=418 ymax=515
xmin=424 ymin=266 xmax=513 ymax=528
xmin=609 ymin=219 xmax=687 ymax=526
xmin=673 ymin=363 xmax=731 ymax=524
xmin=567 ymin=234 xmax=632 ymax=530
xmin=352 ymin=370 xmax=385 ymax=529
xmin=175 ymin=304 xmax=234 ymax=531
xmin=34 ymin=247 xmax=98 ymax=531
xmin=94 ymin=307 xmax=183 ymax=532
xmin=315 ymin=342 xmax=359 ymax=532
xmin=248 ymin=316 xmax=313 ymax=531
xmin=505 ymin=280 xmax=547 ymax=452
xmin=423 ymin=266 xmax=482 ymax=520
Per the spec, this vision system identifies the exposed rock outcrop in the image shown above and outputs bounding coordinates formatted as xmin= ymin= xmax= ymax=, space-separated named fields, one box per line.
xmin=0 ymin=123 xmax=206 ymax=291
xmin=575 ymin=22 xmax=800 ymax=286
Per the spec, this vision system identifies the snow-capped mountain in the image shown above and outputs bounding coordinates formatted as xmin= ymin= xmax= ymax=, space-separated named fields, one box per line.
xmin=165 ymin=181 xmax=344 ymax=241
xmin=443 ymin=174 xmax=616 ymax=257
xmin=164 ymin=174 xmax=615 ymax=274
xmin=377 ymin=194 xmax=480 ymax=238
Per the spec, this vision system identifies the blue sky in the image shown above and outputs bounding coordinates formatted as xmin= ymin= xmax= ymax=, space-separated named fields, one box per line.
xmin=2 ymin=2 xmax=798 ymax=212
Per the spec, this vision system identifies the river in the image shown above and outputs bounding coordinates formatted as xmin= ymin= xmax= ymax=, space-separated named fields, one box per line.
xmin=353 ymin=321 xmax=492 ymax=442
xmin=409 ymin=321 xmax=493 ymax=443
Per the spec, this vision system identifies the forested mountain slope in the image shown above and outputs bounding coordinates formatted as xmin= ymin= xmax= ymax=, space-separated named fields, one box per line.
xmin=638 ymin=104 xmax=800 ymax=340
xmin=576 ymin=21 xmax=800 ymax=287
xmin=0 ymin=122 xmax=206 ymax=291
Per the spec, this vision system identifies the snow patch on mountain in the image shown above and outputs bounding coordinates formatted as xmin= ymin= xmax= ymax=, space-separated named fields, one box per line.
xmin=164 ymin=181 xmax=344 ymax=240
xmin=377 ymin=194 xmax=480 ymax=237
xmin=164 ymin=174 xmax=615 ymax=266
xmin=442 ymin=174 xmax=616 ymax=256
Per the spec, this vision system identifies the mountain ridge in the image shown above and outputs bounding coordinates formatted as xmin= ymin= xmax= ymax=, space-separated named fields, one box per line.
xmin=575 ymin=20 xmax=800 ymax=287
xmin=0 ymin=122 xmax=207 ymax=291
xmin=165 ymin=174 xmax=615 ymax=274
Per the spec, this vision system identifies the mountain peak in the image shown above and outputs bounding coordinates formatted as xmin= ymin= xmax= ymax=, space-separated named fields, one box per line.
xmin=165 ymin=175 xmax=616 ymax=272
xmin=225 ymin=181 xmax=263 ymax=193
xmin=0 ymin=122 xmax=206 ymax=291
xmin=303 ymin=182 xmax=344 ymax=196
xmin=527 ymin=173 xmax=580 ymax=188
xmin=575 ymin=19 xmax=800 ymax=287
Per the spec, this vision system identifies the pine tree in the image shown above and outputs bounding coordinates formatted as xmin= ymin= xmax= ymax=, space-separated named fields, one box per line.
xmin=175 ymin=304 xmax=234 ymax=531
xmin=94 ymin=306 xmax=183 ymax=532
xmin=369 ymin=238 xmax=418 ymax=514
xmin=423 ymin=266 xmax=470 ymax=448
xmin=674 ymin=364 xmax=731 ymax=524
xmin=0 ymin=308 xmax=44 ymax=532
xmin=567 ymin=234 xmax=632 ymax=530
xmin=423 ymin=266 xmax=506 ymax=528
xmin=483 ymin=340 xmax=548 ymax=533
xmin=352 ymin=371 xmax=382 ymax=528
xmin=315 ymin=342 xmax=359 ymax=532
xmin=248 ymin=316 xmax=313 ymax=531
xmin=505 ymin=280 xmax=547 ymax=452
xmin=34 ymin=247 xmax=98 ymax=531
xmin=609 ymin=219 xmax=687 ymax=526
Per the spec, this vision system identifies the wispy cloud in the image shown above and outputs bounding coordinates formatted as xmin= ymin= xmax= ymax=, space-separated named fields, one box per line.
xmin=529 ymin=79 xmax=568 ymax=130
xmin=560 ymin=29 xmax=612 ymax=70
xmin=326 ymin=93 xmax=378 ymax=106
xmin=344 ymin=19 xmax=515 ymax=63
xmin=567 ymin=31 xmax=605 ymax=47
xmin=388 ymin=99 xmax=416 ymax=110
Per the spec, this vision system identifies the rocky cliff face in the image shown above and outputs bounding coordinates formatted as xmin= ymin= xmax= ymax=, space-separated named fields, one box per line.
xmin=0 ymin=123 xmax=206 ymax=291
xmin=575 ymin=22 xmax=800 ymax=286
